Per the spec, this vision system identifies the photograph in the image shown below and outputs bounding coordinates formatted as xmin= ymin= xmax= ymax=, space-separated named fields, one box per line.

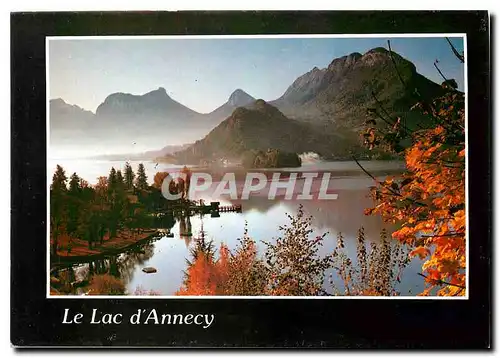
xmin=47 ymin=34 xmax=467 ymax=298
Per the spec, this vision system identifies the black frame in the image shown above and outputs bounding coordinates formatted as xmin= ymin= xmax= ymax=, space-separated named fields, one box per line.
xmin=11 ymin=11 xmax=491 ymax=348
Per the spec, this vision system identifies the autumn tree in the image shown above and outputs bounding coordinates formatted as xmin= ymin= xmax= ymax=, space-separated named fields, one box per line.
xmin=177 ymin=207 xmax=335 ymax=296
xmin=94 ymin=176 xmax=108 ymax=198
xmin=217 ymin=228 xmax=268 ymax=296
xmin=177 ymin=227 xmax=219 ymax=295
xmin=91 ymin=176 xmax=110 ymax=245
xmin=153 ymin=171 xmax=170 ymax=189
xmin=179 ymin=166 xmax=192 ymax=200
xmin=176 ymin=226 xmax=267 ymax=296
xmin=176 ymin=177 xmax=186 ymax=200
xmin=360 ymin=39 xmax=466 ymax=296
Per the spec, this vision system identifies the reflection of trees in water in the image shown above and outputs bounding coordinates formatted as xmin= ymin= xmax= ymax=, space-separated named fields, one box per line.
xmin=229 ymin=195 xmax=278 ymax=214
xmin=54 ymin=241 xmax=157 ymax=292
xmin=151 ymin=213 xmax=176 ymax=229
xmin=229 ymin=191 xmax=396 ymax=242
xmin=178 ymin=215 xmax=192 ymax=248
xmin=116 ymin=242 xmax=155 ymax=283
xmin=56 ymin=212 xmax=185 ymax=292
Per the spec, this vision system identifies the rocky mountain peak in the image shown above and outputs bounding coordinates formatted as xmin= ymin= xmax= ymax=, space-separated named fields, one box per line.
xmin=326 ymin=52 xmax=362 ymax=73
xmin=50 ymin=98 xmax=67 ymax=106
xmin=360 ymin=47 xmax=415 ymax=72
xmin=227 ymin=89 xmax=255 ymax=107
xmin=144 ymin=87 xmax=168 ymax=97
xmin=279 ymin=66 xmax=327 ymax=104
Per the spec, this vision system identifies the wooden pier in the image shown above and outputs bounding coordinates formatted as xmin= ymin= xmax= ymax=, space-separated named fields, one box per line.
xmin=217 ymin=204 xmax=242 ymax=213
xmin=191 ymin=201 xmax=242 ymax=214
xmin=154 ymin=201 xmax=242 ymax=217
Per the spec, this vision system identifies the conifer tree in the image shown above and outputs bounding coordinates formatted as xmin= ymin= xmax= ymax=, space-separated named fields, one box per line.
xmin=68 ymin=172 xmax=81 ymax=194
xmin=51 ymin=165 xmax=67 ymax=192
xmin=108 ymin=167 xmax=117 ymax=192
xmin=116 ymin=170 xmax=124 ymax=187
xmin=135 ymin=163 xmax=148 ymax=191
xmin=50 ymin=165 xmax=68 ymax=256
xmin=124 ymin=162 xmax=135 ymax=190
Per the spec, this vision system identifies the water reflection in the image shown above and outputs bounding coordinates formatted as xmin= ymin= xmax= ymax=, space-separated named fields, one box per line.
xmin=52 ymin=176 xmax=423 ymax=296
xmin=226 ymin=190 xmax=395 ymax=242
xmin=178 ymin=215 xmax=193 ymax=247
xmin=53 ymin=239 xmax=158 ymax=294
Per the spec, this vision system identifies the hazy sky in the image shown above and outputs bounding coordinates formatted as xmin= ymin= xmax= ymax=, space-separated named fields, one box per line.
xmin=49 ymin=36 xmax=465 ymax=113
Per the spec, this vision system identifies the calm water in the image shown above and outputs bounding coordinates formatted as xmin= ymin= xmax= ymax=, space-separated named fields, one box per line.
xmin=50 ymin=159 xmax=424 ymax=296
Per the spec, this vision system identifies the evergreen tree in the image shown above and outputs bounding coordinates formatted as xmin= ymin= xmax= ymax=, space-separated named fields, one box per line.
xmin=50 ymin=165 xmax=68 ymax=256
xmin=51 ymin=165 xmax=68 ymax=192
xmin=107 ymin=167 xmax=124 ymax=239
xmin=116 ymin=170 xmax=124 ymax=187
xmin=124 ymin=162 xmax=135 ymax=190
xmin=135 ymin=163 xmax=148 ymax=191
xmin=68 ymin=172 xmax=81 ymax=194
xmin=108 ymin=167 xmax=117 ymax=192
xmin=66 ymin=172 xmax=82 ymax=235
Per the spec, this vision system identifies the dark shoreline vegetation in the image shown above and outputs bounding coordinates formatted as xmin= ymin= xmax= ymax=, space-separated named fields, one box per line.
xmin=50 ymin=162 xmax=191 ymax=261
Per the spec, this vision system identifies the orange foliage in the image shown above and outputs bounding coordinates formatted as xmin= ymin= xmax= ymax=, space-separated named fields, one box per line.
xmin=176 ymin=241 xmax=265 ymax=296
xmin=94 ymin=176 xmax=108 ymax=196
xmin=175 ymin=251 xmax=223 ymax=296
xmin=366 ymin=93 xmax=466 ymax=296
xmin=153 ymin=172 xmax=170 ymax=189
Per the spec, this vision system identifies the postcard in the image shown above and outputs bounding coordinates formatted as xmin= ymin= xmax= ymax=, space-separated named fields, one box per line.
xmin=11 ymin=10 xmax=491 ymax=348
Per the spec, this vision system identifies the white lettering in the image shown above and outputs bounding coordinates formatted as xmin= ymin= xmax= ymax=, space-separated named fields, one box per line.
xmin=241 ymin=172 xmax=267 ymax=199
xmin=296 ymin=172 xmax=318 ymax=200
xmin=188 ymin=173 xmax=212 ymax=198
xmin=203 ymin=314 xmax=215 ymax=329
xmin=318 ymin=173 xmax=338 ymax=200
xmin=144 ymin=309 xmax=159 ymax=324
xmin=212 ymin=173 xmax=238 ymax=199
xmin=161 ymin=175 xmax=182 ymax=200
xmin=268 ymin=173 xmax=298 ymax=200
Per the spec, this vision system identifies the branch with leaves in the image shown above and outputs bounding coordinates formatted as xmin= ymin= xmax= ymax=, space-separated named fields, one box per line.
xmin=357 ymin=38 xmax=466 ymax=296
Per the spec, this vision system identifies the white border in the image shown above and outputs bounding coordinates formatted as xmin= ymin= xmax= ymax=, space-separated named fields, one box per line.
xmin=46 ymin=33 xmax=468 ymax=300
xmin=47 ymin=33 xmax=466 ymax=40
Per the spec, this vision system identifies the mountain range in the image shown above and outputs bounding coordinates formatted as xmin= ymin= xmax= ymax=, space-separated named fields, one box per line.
xmin=50 ymin=47 xmax=446 ymax=161
xmin=173 ymin=99 xmax=359 ymax=164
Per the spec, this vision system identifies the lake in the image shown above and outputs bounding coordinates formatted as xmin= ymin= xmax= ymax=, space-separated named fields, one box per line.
xmin=49 ymin=158 xmax=425 ymax=296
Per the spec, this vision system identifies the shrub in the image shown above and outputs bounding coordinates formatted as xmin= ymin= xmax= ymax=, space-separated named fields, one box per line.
xmin=176 ymin=208 xmax=409 ymax=297
xmin=331 ymin=228 xmax=410 ymax=296
xmin=87 ymin=274 xmax=125 ymax=295
xmin=217 ymin=228 xmax=268 ymax=296
xmin=133 ymin=286 xmax=161 ymax=296
xmin=263 ymin=206 xmax=334 ymax=296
